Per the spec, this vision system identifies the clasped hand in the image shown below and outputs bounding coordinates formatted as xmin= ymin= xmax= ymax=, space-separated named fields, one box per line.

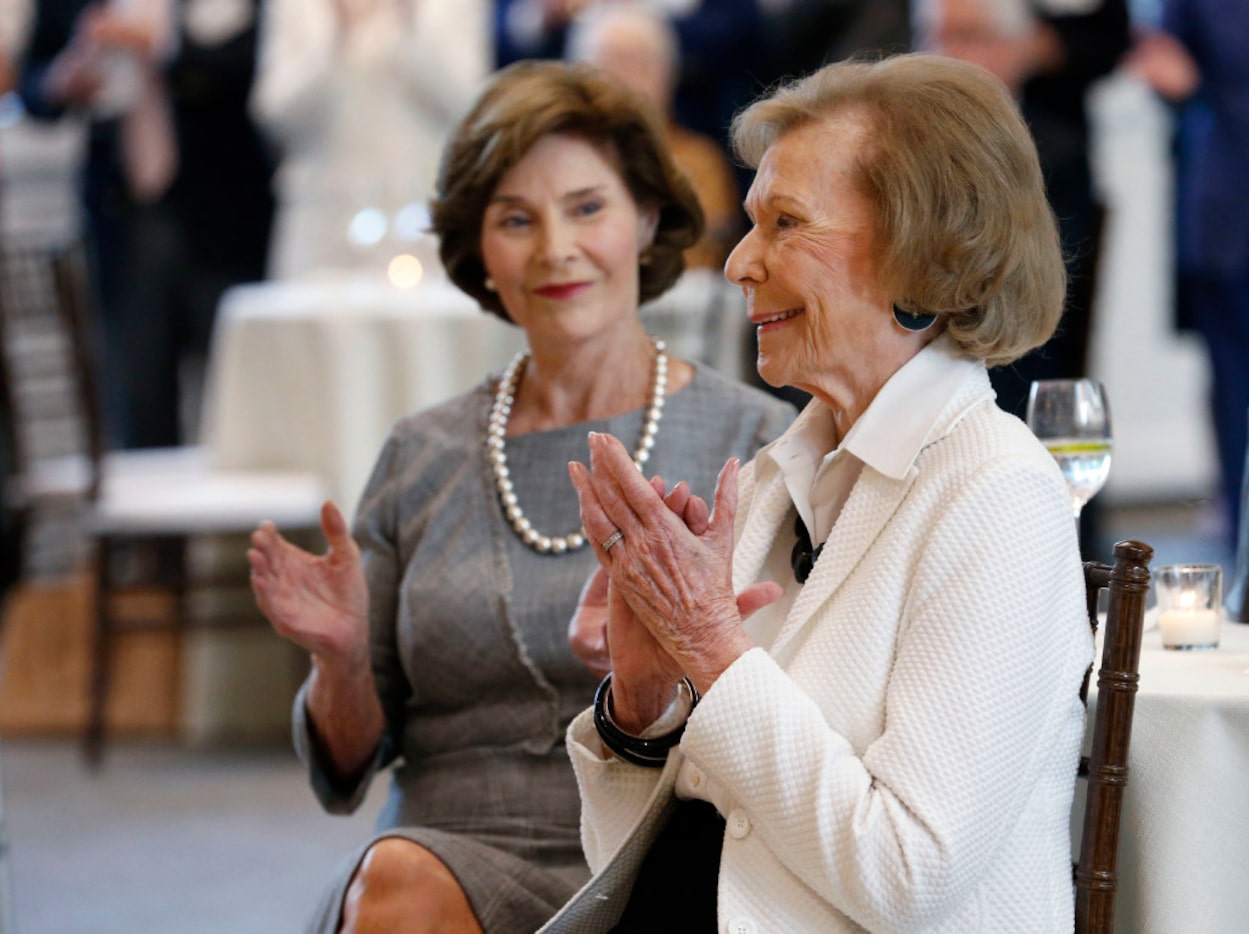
xmin=568 ymin=432 xmax=779 ymax=731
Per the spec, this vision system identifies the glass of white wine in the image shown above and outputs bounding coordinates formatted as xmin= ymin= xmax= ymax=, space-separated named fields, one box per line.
xmin=1026 ymin=379 xmax=1113 ymax=520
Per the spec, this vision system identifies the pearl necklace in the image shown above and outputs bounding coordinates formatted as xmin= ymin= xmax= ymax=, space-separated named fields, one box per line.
xmin=488 ymin=337 xmax=668 ymax=554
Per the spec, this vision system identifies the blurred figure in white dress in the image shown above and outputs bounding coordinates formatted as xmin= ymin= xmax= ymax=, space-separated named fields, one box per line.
xmin=250 ymin=0 xmax=491 ymax=280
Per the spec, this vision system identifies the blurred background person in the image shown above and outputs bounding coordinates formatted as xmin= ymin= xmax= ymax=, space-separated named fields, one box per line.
xmin=496 ymin=0 xmax=765 ymax=186
xmin=567 ymin=2 xmax=740 ymax=270
xmin=120 ymin=0 xmax=275 ymax=448
xmin=249 ymin=0 xmax=491 ymax=281
xmin=247 ymin=61 xmax=794 ymax=933
xmin=0 ymin=0 xmax=31 ymax=239
xmin=494 ymin=0 xmax=578 ymax=62
xmin=759 ymin=0 xmax=910 ymax=84
xmin=0 ymin=0 xmax=30 ymax=96
xmin=1129 ymin=0 xmax=1249 ymax=549
xmin=19 ymin=0 xmax=275 ymax=449
xmin=19 ymin=0 xmax=171 ymax=445
xmin=916 ymin=0 xmax=1130 ymax=556
xmin=915 ymin=0 xmax=1130 ymax=419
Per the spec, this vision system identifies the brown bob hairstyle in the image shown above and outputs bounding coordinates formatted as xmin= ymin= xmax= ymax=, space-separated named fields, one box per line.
xmin=432 ymin=60 xmax=704 ymax=322
xmin=732 ymin=53 xmax=1066 ymax=366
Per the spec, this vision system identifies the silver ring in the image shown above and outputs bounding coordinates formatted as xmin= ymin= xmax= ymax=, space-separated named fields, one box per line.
xmin=601 ymin=530 xmax=625 ymax=553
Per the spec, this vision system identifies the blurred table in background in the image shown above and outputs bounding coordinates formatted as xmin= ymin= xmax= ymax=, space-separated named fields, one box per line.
xmin=201 ymin=268 xmax=745 ymax=512
xmin=202 ymin=275 xmax=523 ymax=510
xmin=1081 ymin=620 xmax=1249 ymax=932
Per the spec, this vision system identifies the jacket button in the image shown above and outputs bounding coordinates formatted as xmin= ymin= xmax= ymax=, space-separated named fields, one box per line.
xmin=727 ymin=918 xmax=757 ymax=934
xmin=727 ymin=809 xmax=751 ymax=839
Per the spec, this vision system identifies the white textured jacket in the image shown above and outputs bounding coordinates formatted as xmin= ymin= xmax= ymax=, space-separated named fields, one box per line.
xmin=543 ymin=360 xmax=1092 ymax=933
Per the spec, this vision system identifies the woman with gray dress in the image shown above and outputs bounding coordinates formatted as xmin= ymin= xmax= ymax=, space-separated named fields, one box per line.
xmin=246 ymin=61 xmax=794 ymax=933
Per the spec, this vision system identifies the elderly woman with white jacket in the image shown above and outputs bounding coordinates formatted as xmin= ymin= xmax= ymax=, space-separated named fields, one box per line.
xmin=555 ymin=53 xmax=1092 ymax=933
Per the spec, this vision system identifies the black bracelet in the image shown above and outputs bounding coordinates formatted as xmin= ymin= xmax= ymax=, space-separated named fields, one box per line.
xmin=593 ymin=673 xmax=699 ymax=768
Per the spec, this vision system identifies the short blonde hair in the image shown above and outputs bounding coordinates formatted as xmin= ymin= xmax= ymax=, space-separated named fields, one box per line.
xmin=732 ymin=53 xmax=1064 ymax=366
xmin=432 ymin=61 xmax=703 ymax=322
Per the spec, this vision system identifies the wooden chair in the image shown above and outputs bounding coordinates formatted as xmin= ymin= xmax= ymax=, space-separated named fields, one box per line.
xmin=0 ymin=239 xmax=327 ymax=767
xmin=0 ymin=283 xmax=24 ymax=934
xmin=1225 ymin=430 xmax=1249 ymax=623
xmin=0 ymin=307 xmax=26 ymax=602
xmin=1074 ymin=539 xmax=1153 ymax=934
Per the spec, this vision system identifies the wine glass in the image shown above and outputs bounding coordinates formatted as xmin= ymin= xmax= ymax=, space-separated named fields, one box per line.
xmin=1026 ymin=379 xmax=1113 ymax=520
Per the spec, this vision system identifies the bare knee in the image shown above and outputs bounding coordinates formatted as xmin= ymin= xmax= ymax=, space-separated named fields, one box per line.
xmin=340 ymin=838 xmax=483 ymax=934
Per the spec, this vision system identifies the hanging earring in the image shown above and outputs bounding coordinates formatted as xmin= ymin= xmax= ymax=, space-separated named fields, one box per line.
xmin=484 ymin=277 xmax=497 ymax=292
xmin=638 ymin=248 xmax=653 ymax=267
xmin=893 ymin=303 xmax=937 ymax=332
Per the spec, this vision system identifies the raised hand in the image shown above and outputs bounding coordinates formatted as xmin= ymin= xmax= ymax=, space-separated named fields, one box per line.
xmin=567 ymin=475 xmax=705 ymax=680
xmin=568 ymin=566 xmax=612 ymax=678
xmin=42 ymin=43 xmax=105 ymax=107
xmin=1126 ymin=29 xmax=1201 ymax=102
xmin=78 ymin=3 xmax=163 ymax=56
xmin=570 ymin=432 xmax=781 ymax=728
xmin=248 ymin=500 xmax=370 ymax=666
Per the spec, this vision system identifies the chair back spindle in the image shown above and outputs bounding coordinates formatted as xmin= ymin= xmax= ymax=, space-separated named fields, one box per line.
xmin=1075 ymin=538 xmax=1153 ymax=934
xmin=1224 ymin=430 xmax=1249 ymax=623
xmin=47 ymin=245 xmax=106 ymax=499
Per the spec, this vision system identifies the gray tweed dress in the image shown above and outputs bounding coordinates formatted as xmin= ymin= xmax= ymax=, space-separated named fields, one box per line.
xmin=296 ymin=363 xmax=794 ymax=933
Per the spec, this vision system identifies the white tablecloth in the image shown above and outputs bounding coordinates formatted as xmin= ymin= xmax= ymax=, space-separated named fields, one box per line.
xmin=1084 ymin=620 xmax=1249 ymax=933
xmin=201 ymin=275 xmax=525 ymax=509
xmin=201 ymin=269 xmax=747 ymax=511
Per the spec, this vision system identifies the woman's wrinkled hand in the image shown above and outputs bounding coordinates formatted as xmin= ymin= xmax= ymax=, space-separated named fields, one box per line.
xmin=567 ymin=475 xmax=708 ymax=681
xmin=570 ymin=432 xmax=779 ymax=701
xmin=248 ymin=500 xmax=370 ymax=667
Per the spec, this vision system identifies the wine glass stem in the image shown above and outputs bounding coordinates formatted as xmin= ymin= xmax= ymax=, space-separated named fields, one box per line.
xmin=1071 ymin=498 xmax=1085 ymax=521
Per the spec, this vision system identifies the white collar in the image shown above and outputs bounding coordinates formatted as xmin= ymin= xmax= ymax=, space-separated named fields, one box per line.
xmin=841 ymin=332 xmax=981 ymax=480
xmin=755 ymin=334 xmax=980 ymax=527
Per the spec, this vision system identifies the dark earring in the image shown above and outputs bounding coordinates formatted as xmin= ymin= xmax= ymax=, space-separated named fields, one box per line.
xmin=893 ymin=304 xmax=937 ymax=332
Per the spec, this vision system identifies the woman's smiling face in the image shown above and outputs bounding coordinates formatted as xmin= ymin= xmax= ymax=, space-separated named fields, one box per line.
xmin=726 ymin=113 xmax=898 ymax=411
xmin=479 ymin=132 xmax=658 ymax=348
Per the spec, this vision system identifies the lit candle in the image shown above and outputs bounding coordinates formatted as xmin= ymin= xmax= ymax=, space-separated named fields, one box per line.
xmin=1158 ymin=589 xmax=1222 ymax=649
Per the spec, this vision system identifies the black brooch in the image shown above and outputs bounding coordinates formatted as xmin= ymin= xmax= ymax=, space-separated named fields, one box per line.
xmin=790 ymin=515 xmax=825 ymax=584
